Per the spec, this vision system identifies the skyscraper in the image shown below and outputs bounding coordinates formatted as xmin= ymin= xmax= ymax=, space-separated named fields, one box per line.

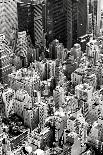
xmin=97 ymin=0 xmax=101 ymax=35
xmin=17 ymin=0 xmax=88 ymax=49
xmin=0 ymin=34 xmax=12 ymax=84
xmin=0 ymin=0 xmax=18 ymax=42
xmin=34 ymin=2 xmax=44 ymax=45
xmin=64 ymin=0 xmax=73 ymax=49
xmin=55 ymin=0 xmax=88 ymax=49
xmin=88 ymin=0 xmax=101 ymax=37
xmin=17 ymin=2 xmax=35 ymax=45
xmin=17 ymin=0 xmax=44 ymax=46
xmin=46 ymin=0 xmax=67 ymax=47
xmin=72 ymin=0 xmax=88 ymax=45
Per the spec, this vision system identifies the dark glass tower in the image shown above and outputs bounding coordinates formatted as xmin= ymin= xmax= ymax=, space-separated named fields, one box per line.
xmin=72 ymin=0 xmax=88 ymax=45
xmin=46 ymin=0 xmax=87 ymax=48
xmin=17 ymin=1 xmax=44 ymax=46
xmin=64 ymin=0 xmax=73 ymax=49
xmin=46 ymin=0 xmax=67 ymax=47
xmin=17 ymin=2 xmax=35 ymax=45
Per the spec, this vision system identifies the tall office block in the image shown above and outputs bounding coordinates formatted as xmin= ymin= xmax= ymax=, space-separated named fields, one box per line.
xmin=17 ymin=2 xmax=35 ymax=45
xmin=0 ymin=0 xmax=18 ymax=42
xmin=45 ymin=0 xmax=53 ymax=46
xmin=46 ymin=0 xmax=67 ymax=47
xmin=63 ymin=0 xmax=73 ymax=50
xmin=0 ymin=34 xmax=12 ymax=84
xmin=17 ymin=0 xmax=44 ymax=46
xmin=15 ymin=31 xmax=28 ymax=67
xmin=67 ymin=0 xmax=73 ymax=49
xmin=92 ymin=0 xmax=98 ymax=37
xmin=97 ymin=0 xmax=101 ymax=36
xmin=64 ymin=0 xmax=88 ymax=49
xmin=0 ymin=1 xmax=5 ymax=35
xmin=72 ymin=0 xmax=88 ymax=45
xmin=72 ymin=0 xmax=78 ymax=45
xmin=34 ymin=2 xmax=44 ymax=45
xmin=88 ymin=13 xmax=93 ymax=33
xmin=39 ymin=102 xmax=48 ymax=130
xmin=88 ymin=0 xmax=101 ymax=37
xmin=49 ymin=39 xmax=59 ymax=59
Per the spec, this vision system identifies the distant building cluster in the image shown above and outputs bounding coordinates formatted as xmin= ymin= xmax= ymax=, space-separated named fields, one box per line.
xmin=0 ymin=0 xmax=103 ymax=155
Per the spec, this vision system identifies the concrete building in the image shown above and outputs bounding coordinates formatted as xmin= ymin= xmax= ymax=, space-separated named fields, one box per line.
xmin=84 ymin=73 xmax=97 ymax=90
xmin=88 ymin=0 xmax=102 ymax=37
xmin=53 ymin=86 xmax=65 ymax=110
xmin=39 ymin=101 xmax=48 ymax=130
xmin=67 ymin=115 xmax=76 ymax=132
xmin=17 ymin=0 xmax=44 ymax=46
xmin=86 ymin=39 xmax=100 ymax=65
xmin=75 ymin=83 xmax=93 ymax=102
xmin=2 ymin=88 xmax=15 ymax=118
xmin=0 ymin=34 xmax=12 ymax=84
xmin=71 ymin=67 xmax=87 ymax=85
xmin=88 ymin=13 xmax=93 ymax=33
xmin=97 ymin=0 xmax=101 ymax=36
xmin=0 ymin=0 xmax=19 ymax=42
xmin=23 ymin=107 xmax=39 ymax=130
xmin=15 ymin=31 xmax=28 ymax=67
xmin=70 ymin=43 xmax=82 ymax=60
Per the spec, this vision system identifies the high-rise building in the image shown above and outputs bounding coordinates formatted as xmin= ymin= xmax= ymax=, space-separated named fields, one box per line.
xmin=97 ymin=0 xmax=101 ymax=35
xmin=46 ymin=0 xmax=67 ymax=47
xmin=49 ymin=0 xmax=88 ymax=49
xmin=88 ymin=0 xmax=101 ymax=37
xmin=2 ymin=88 xmax=15 ymax=118
xmin=39 ymin=102 xmax=48 ymax=130
xmin=88 ymin=13 xmax=93 ymax=33
xmin=33 ymin=1 xmax=44 ymax=45
xmin=0 ymin=34 xmax=12 ymax=84
xmin=0 ymin=0 xmax=18 ymax=43
xmin=15 ymin=31 xmax=28 ymax=67
xmin=17 ymin=0 xmax=44 ymax=46
xmin=72 ymin=0 xmax=88 ymax=45
xmin=65 ymin=0 xmax=73 ymax=49
xmin=17 ymin=2 xmax=35 ymax=45
xmin=17 ymin=0 xmax=88 ymax=49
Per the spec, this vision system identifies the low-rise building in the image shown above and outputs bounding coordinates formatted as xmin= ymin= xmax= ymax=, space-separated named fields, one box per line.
xmin=75 ymin=83 xmax=93 ymax=102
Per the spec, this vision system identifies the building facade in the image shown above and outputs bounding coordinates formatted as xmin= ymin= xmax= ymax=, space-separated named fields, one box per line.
xmin=72 ymin=0 xmax=88 ymax=45
xmin=64 ymin=0 xmax=73 ymax=49
xmin=46 ymin=0 xmax=67 ymax=47
xmin=17 ymin=0 xmax=44 ymax=46
xmin=0 ymin=0 xmax=19 ymax=43
xmin=0 ymin=34 xmax=12 ymax=84
xmin=88 ymin=0 xmax=101 ymax=37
